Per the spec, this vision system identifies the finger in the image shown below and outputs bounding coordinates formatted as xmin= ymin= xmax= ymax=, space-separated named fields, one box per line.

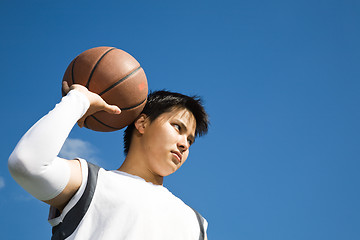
xmin=103 ymin=104 xmax=121 ymax=115
xmin=62 ymin=81 xmax=70 ymax=95
xmin=77 ymin=116 xmax=85 ymax=128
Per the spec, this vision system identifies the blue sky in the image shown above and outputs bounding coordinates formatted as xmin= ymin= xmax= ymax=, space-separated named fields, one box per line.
xmin=1 ymin=0 xmax=359 ymax=239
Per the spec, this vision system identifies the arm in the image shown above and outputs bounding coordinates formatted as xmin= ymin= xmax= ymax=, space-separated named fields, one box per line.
xmin=8 ymin=83 xmax=120 ymax=210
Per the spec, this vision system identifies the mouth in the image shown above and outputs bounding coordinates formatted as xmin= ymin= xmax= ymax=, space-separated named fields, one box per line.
xmin=171 ymin=151 xmax=182 ymax=164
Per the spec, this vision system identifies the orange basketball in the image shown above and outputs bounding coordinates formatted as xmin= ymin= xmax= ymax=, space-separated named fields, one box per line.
xmin=62 ymin=46 xmax=148 ymax=132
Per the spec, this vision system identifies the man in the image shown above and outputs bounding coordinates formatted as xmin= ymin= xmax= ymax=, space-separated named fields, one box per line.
xmin=8 ymin=82 xmax=209 ymax=239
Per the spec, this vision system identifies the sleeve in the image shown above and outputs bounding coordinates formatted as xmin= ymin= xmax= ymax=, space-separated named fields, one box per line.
xmin=8 ymin=90 xmax=90 ymax=201
xmin=48 ymin=158 xmax=89 ymax=227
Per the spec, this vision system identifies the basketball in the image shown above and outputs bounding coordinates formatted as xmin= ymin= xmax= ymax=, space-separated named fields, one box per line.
xmin=62 ymin=46 xmax=148 ymax=132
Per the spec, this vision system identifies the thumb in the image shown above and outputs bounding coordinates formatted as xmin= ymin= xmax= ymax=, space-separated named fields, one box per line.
xmin=103 ymin=104 xmax=121 ymax=115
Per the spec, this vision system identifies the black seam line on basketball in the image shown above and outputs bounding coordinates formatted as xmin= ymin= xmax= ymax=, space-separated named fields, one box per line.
xmin=84 ymin=117 xmax=89 ymax=129
xmin=71 ymin=57 xmax=78 ymax=84
xmin=85 ymin=47 xmax=116 ymax=89
xmin=98 ymin=66 xmax=142 ymax=96
xmin=121 ymin=97 xmax=147 ymax=111
xmin=90 ymin=115 xmax=121 ymax=130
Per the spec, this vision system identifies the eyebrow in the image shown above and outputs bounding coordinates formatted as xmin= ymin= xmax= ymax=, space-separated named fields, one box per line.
xmin=177 ymin=120 xmax=195 ymax=143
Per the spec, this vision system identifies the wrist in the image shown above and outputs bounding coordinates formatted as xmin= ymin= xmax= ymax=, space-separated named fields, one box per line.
xmin=65 ymin=89 xmax=90 ymax=118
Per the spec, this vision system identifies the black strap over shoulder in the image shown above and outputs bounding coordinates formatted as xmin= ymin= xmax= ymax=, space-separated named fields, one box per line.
xmin=51 ymin=162 xmax=100 ymax=240
xmin=51 ymin=162 xmax=205 ymax=240
xmin=191 ymin=207 xmax=205 ymax=240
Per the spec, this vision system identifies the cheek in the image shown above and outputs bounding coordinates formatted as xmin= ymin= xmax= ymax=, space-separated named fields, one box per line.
xmin=153 ymin=125 xmax=177 ymax=146
xmin=144 ymin=126 xmax=172 ymax=155
xmin=181 ymin=151 xmax=190 ymax=164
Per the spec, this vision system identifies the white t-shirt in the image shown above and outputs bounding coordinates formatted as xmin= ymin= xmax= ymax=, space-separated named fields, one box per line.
xmin=49 ymin=159 xmax=207 ymax=240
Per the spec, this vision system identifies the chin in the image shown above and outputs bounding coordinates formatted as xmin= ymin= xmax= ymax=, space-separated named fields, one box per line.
xmin=157 ymin=165 xmax=178 ymax=177
xmin=151 ymin=158 xmax=181 ymax=177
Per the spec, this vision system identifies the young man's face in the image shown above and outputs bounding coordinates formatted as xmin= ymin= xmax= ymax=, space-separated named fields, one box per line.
xmin=141 ymin=108 xmax=196 ymax=177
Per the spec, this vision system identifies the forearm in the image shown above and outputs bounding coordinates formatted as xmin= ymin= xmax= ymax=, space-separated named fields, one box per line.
xmin=8 ymin=90 xmax=90 ymax=200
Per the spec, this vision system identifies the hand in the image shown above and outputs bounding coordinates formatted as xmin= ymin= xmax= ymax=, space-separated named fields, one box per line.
xmin=62 ymin=81 xmax=121 ymax=128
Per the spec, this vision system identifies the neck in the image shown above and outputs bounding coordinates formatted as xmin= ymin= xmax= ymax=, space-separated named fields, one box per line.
xmin=118 ymin=153 xmax=164 ymax=185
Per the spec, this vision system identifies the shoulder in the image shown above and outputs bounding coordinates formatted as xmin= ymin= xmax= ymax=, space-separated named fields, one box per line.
xmin=45 ymin=158 xmax=87 ymax=211
xmin=49 ymin=160 xmax=97 ymax=230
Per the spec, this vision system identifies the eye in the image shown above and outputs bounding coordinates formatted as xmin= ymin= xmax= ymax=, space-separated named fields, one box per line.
xmin=173 ymin=124 xmax=181 ymax=131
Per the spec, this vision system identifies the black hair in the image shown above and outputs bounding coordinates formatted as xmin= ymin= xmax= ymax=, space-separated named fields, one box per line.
xmin=123 ymin=90 xmax=209 ymax=155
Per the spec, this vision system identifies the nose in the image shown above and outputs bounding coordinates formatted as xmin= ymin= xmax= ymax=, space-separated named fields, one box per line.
xmin=177 ymin=135 xmax=189 ymax=152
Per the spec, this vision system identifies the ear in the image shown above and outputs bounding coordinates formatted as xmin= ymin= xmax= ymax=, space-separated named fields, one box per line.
xmin=134 ymin=114 xmax=149 ymax=134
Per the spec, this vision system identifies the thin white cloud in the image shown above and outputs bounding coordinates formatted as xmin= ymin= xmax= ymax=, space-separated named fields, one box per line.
xmin=0 ymin=177 xmax=4 ymax=189
xmin=14 ymin=194 xmax=36 ymax=202
xmin=59 ymin=138 xmax=100 ymax=164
